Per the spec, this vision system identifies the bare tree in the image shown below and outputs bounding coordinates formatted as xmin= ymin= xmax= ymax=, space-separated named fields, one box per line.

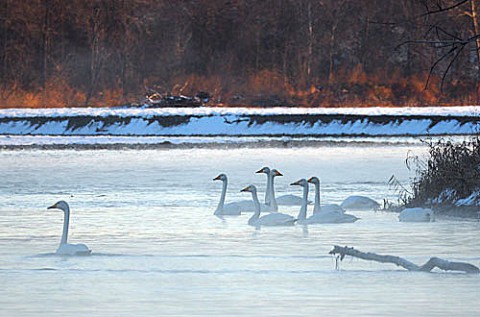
xmin=401 ymin=0 xmax=480 ymax=94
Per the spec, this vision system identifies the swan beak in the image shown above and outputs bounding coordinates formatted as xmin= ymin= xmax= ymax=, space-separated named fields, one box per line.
xmin=307 ymin=177 xmax=314 ymax=183
xmin=255 ymin=168 xmax=264 ymax=174
xmin=47 ymin=204 xmax=57 ymax=210
xmin=213 ymin=175 xmax=221 ymax=181
xmin=240 ymin=186 xmax=250 ymax=192
xmin=290 ymin=180 xmax=301 ymax=186
xmin=274 ymin=171 xmax=283 ymax=177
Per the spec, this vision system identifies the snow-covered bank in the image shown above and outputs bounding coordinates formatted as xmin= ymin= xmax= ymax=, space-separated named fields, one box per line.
xmin=0 ymin=106 xmax=478 ymax=136
xmin=1 ymin=105 xmax=479 ymax=118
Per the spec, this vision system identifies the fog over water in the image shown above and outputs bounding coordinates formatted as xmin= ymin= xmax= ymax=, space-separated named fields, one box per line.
xmin=0 ymin=140 xmax=479 ymax=316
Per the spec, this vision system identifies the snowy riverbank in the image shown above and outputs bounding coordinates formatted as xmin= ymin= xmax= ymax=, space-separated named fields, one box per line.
xmin=0 ymin=106 xmax=478 ymax=136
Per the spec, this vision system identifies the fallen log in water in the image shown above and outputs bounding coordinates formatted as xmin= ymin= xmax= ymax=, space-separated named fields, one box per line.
xmin=329 ymin=245 xmax=479 ymax=274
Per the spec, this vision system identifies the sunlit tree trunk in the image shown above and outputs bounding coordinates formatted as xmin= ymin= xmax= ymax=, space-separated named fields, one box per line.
xmin=327 ymin=0 xmax=346 ymax=85
xmin=328 ymin=22 xmax=337 ymax=85
xmin=306 ymin=1 xmax=313 ymax=81
xmin=1 ymin=0 xmax=8 ymax=94
xmin=470 ymin=0 xmax=480 ymax=101
xmin=86 ymin=4 xmax=102 ymax=106
xmin=42 ymin=0 xmax=51 ymax=107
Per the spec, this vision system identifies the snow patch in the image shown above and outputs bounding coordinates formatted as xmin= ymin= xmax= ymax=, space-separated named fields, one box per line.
xmin=0 ymin=105 xmax=479 ymax=118
xmin=455 ymin=192 xmax=480 ymax=206
xmin=0 ymin=106 xmax=478 ymax=137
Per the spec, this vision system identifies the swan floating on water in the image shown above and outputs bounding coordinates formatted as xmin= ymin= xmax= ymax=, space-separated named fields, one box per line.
xmin=213 ymin=174 xmax=243 ymax=215
xmin=256 ymin=166 xmax=304 ymax=207
xmin=47 ymin=201 xmax=92 ymax=256
xmin=398 ymin=207 xmax=435 ymax=222
xmin=291 ymin=178 xmax=359 ymax=224
xmin=307 ymin=177 xmax=346 ymax=214
xmin=289 ymin=179 xmax=311 ymax=225
xmin=254 ymin=166 xmax=283 ymax=212
xmin=341 ymin=195 xmax=380 ymax=210
xmin=213 ymin=173 xmax=272 ymax=214
xmin=241 ymin=185 xmax=296 ymax=227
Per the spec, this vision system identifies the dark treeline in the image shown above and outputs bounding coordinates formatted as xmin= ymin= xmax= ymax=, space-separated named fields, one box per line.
xmin=0 ymin=0 xmax=479 ymax=107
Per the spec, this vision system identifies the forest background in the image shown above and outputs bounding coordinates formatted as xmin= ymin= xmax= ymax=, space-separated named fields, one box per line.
xmin=1 ymin=0 xmax=479 ymax=108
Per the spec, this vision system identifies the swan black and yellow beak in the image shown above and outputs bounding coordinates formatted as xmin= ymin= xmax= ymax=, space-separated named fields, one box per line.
xmin=213 ymin=175 xmax=222 ymax=181
xmin=290 ymin=180 xmax=302 ymax=186
xmin=240 ymin=186 xmax=250 ymax=192
xmin=273 ymin=170 xmax=283 ymax=177
xmin=47 ymin=203 xmax=57 ymax=210
xmin=256 ymin=167 xmax=267 ymax=174
xmin=307 ymin=177 xmax=314 ymax=183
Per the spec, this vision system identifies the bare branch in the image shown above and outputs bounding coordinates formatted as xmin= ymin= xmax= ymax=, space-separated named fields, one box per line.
xmin=439 ymin=44 xmax=465 ymax=90
xmin=329 ymin=245 xmax=480 ymax=274
xmin=419 ymin=0 xmax=470 ymax=17
xmin=425 ymin=45 xmax=457 ymax=89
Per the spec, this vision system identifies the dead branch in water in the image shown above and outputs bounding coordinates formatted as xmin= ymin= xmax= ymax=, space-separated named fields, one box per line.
xmin=329 ymin=245 xmax=479 ymax=274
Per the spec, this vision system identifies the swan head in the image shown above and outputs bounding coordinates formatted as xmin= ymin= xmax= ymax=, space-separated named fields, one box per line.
xmin=47 ymin=200 xmax=69 ymax=212
xmin=240 ymin=185 xmax=257 ymax=193
xmin=271 ymin=169 xmax=283 ymax=177
xmin=213 ymin=174 xmax=227 ymax=182
xmin=307 ymin=177 xmax=320 ymax=185
xmin=256 ymin=167 xmax=270 ymax=175
xmin=290 ymin=179 xmax=308 ymax=187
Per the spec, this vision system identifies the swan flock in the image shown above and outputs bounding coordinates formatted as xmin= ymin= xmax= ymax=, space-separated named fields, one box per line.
xmin=213 ymin=166 xmax=380 ymax=227
xmin=40 ymin=166 xmax=427 ymax=255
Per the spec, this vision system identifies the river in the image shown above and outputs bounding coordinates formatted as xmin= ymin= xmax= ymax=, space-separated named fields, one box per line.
xmin=0 ymin=140 xmax=479 ymax=316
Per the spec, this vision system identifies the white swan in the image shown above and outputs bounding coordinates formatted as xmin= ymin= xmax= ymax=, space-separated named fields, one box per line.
xmin=292 ymin=178 xmax=359 ymax=224
xmin=47 ymin=201 xmax=91 ymax=256
xmin=256 ymin=166 xmax=275 ymax=206
xmin=307 ymin=177 xmax=345 ymax=214
xmin=289 ymin=179 xmax=310 ymax=225
xmin=213 ymin=174 xmax=272 ymax=214
xmin=341 ymin=195 xmax=380 ymax=210
xmin=241 ymin=185 xmax=296 ymax=227
xmin=256 ymin=166 xmax=304 ymax=207
xmin=213 ymin=174 xmax=243 ymax=215
xmin=398 ymin=207 xmax=434 ymax=222
xmin=255 ymin=167 xmax=279 ymax=212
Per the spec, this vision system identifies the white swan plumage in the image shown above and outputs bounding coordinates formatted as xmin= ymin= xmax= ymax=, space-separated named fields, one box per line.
xmin=241 ymin=185 xmax=296 ymax=227
xmin=256 ymin=167 xmax=279 ymax=211
xmin=47 ymin=201 xmax=91 ymax=256
xmin=398 ymin=207 xmax=434 ymax=222
xmin=256 ymin=166 xmax=305 ymax=207
xmin=213 ymin=173 xmax=272 ymax=214
xmin=213 ymin=174 xmax=243 ymax=215
xmin=289 ymin=179 xmax=311 ymax=224
xmin=307 ymin=177 xmax=346 ymax=214
xmin=290 ymin=178 xmax=359 ymax=224
xmin=341 ymin=195 xmax=380 ymax=210
xmin=275 ymin=194 xmax=305 ymax=205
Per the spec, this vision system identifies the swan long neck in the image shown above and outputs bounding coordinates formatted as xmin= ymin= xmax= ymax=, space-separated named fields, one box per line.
xmin=216 ymin=179 xmax=228 ymax=212
xmin=265 ymin=173 xmax=272 ymax=205
xmin=61 ymin=207 xmax=70 ymax=245
xmin=248 ymin=190 xmax=261 ymax=224
xmin=298 ymin=184 xmax=309 ymax=220
xmin=313 ymin=182 xmax=321 ymax=214
xmin=269 ymin=174 xmax=278 ymax=212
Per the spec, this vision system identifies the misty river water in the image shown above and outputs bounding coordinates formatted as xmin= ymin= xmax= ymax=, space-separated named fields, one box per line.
xmin=0 ymin=141 xmax=479 ymax=316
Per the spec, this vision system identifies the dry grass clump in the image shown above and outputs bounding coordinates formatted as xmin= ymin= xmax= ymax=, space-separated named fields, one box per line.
xmin=395 ymin=137 xmax=480 ymax=211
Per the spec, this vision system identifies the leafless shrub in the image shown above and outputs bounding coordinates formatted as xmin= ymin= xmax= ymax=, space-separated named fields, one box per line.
xmin=407 ymin=137 xmax=480 ymax=207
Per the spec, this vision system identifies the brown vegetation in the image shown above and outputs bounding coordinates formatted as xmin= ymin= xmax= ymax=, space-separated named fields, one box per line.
xmin=411 ymin=138 xmax=480 ymax=205
xmin=390 ymin=137 xmax=480 ymax=216
xmin=0 ymin=0 xmax=479 ymax=108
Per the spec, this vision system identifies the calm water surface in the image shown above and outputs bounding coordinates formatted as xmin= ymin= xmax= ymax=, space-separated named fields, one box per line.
xmin=0 ymin=143 xmax=479 ymax=316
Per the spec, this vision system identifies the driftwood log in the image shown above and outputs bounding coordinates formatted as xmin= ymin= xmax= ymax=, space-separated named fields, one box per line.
xmin=329 ymin=245 xmax=479 ymax=274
